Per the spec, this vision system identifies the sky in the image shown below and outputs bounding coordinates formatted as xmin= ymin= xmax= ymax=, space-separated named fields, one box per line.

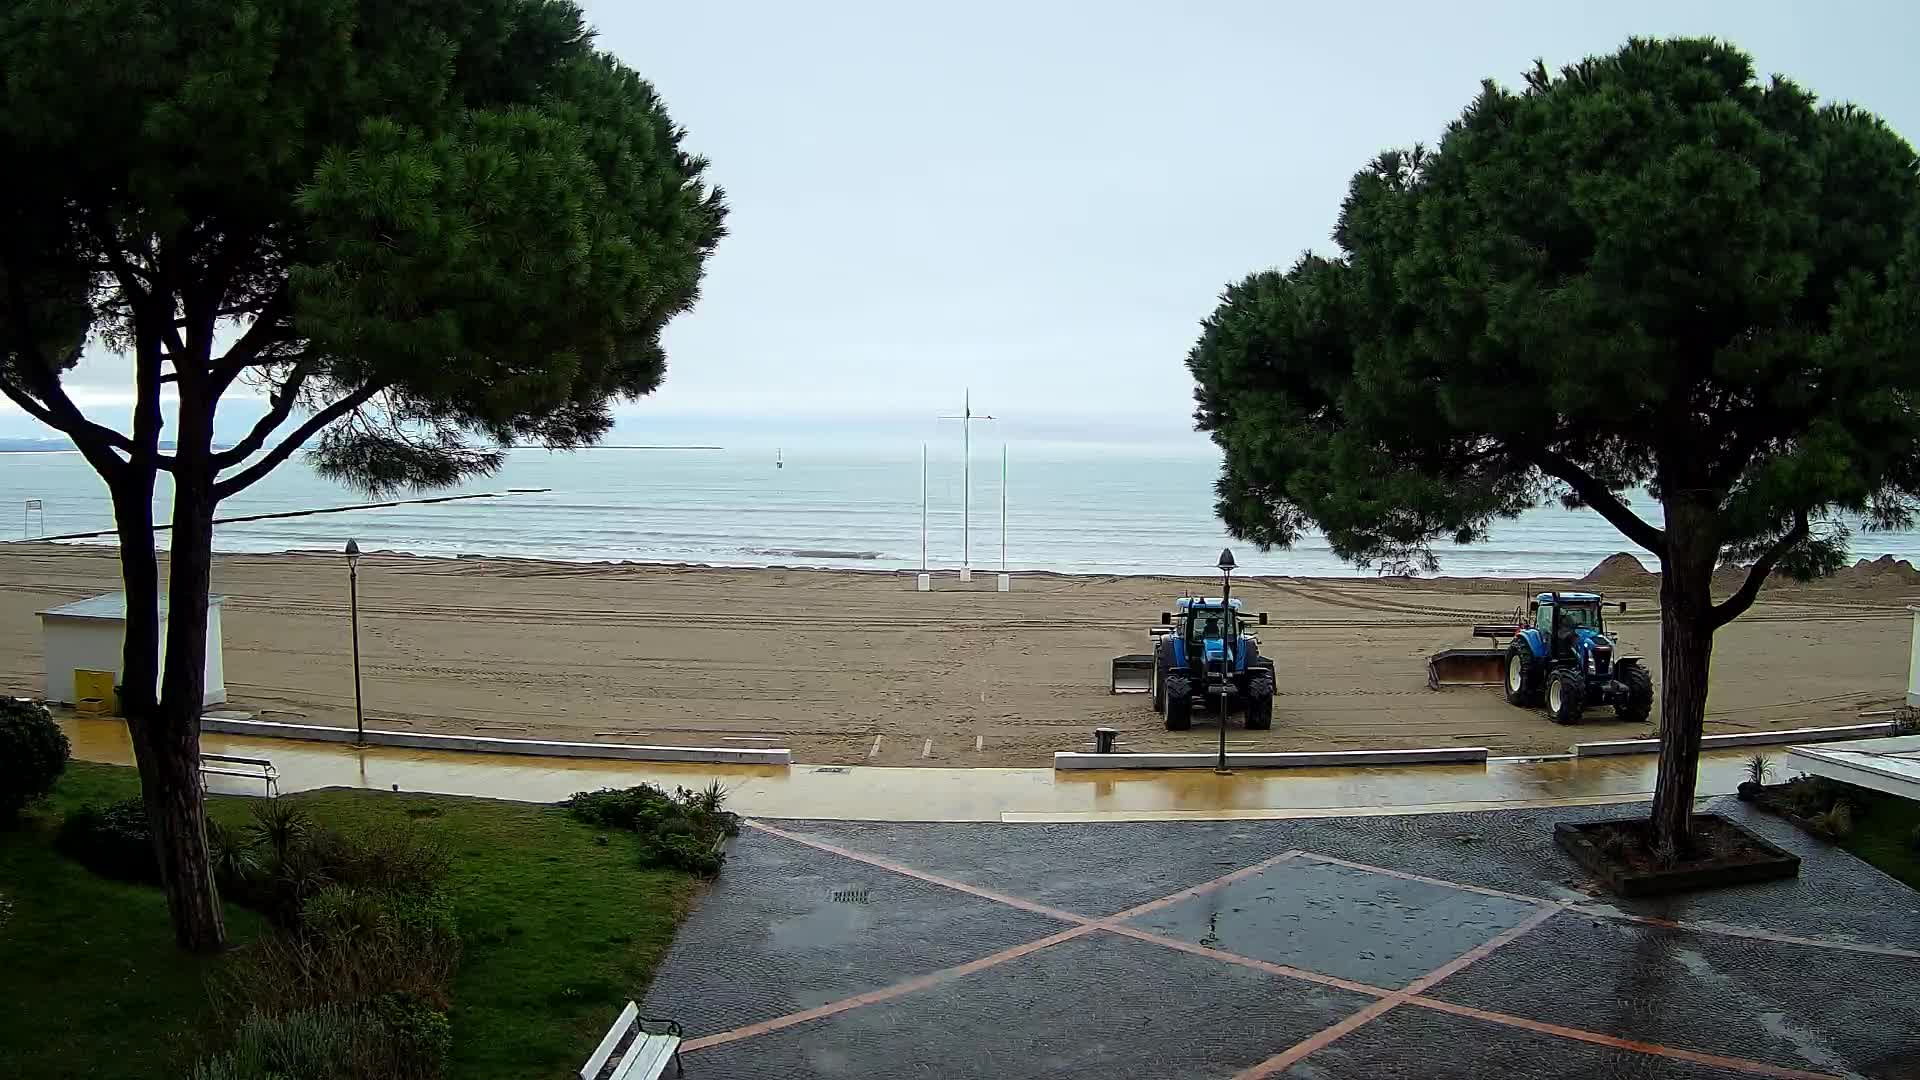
xmin=7 ymin=0 xmax=1919 ymax=444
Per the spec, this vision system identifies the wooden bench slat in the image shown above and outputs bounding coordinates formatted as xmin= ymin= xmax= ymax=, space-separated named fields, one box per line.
xmin=580 ymin=1001 xmax=639 ymax=1080
xmin=612 ymin=1034 xmax=680 ymax=1080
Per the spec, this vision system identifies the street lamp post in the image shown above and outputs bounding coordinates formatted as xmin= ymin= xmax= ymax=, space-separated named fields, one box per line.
xmin=1216 ymin=548 xmax=1236 ymax=774
xmin=345 ymin=539 xmax=365 ymax=747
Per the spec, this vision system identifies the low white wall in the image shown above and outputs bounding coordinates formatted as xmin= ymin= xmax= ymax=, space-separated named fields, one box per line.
xmin=1053 ymin=746 xmax=1488 ymax=770
xmin=198 ymin=717 xmax=791 ymax=765
xmin=1571 ymin=722 xmax=1895 ymax=757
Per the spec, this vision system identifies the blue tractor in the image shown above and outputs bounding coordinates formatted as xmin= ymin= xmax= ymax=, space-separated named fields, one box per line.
xmin=1503 ymin=591 xmax=1653 ymax=725
xmin=1112 ymin=598 xmax=1274 ymax=731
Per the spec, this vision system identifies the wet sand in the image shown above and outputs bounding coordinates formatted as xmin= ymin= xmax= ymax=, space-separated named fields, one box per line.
xmin=1 ymin=545 xmax=1912 ymax=765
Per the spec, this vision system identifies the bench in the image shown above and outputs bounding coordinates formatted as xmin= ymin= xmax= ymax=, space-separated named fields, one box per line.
xmin=199 ymin=753 xmax=279 ymax=798
xmin=581 ymin=1001 xmax=684 ymax=1080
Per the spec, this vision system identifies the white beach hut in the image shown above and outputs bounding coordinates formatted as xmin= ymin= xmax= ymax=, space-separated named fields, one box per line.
xmin=38 ymin=592 xmax=227 ymax=708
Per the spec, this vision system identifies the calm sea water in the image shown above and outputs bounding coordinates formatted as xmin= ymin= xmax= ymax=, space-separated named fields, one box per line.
xmin=3 ymin=442 xmax=1917 ymax=578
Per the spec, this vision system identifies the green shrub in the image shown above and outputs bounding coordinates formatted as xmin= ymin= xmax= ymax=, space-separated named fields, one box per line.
xmin=362 ymin=991 xmax=452 ymax=1080
xmin=639 ymin=829 xmax=725 ymax=875
xmin=55 ymin=798 xmax=158 ymax=882
xmin=208 ymin=819 xmax=264 ymax=888
xmin=564 ymin=782 xmax=739 ymax=876
xmin=1809 ymin=800 xmax=1856 ymax=841
xmin=232 ymin=807 xmax=448 ymax=926
xmin=213 ymin=884 xmax=462 ymax=1021
xmin=0 ymin=698 xmax=69 ymax=822
xmin=191 ymin=1006 xmax=355 ymax=1080
xmin=1777 ymin=775 xmax=1841 ymax=818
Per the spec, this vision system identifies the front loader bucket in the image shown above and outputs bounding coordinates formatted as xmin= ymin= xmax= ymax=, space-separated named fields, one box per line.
xmin=1426 ymin=648 xmax=1507 ymax=690
xmin=1111 ymin=654 xmax=1155 ymax=694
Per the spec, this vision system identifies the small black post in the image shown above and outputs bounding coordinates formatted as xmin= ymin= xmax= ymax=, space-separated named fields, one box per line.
xmin=1094 ymin=727 xmax=1118 ymax=754
xmin=346 ymin=539 xmax=364 ymax=746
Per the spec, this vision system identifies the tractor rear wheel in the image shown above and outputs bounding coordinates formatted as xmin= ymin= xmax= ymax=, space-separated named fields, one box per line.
xmin=1616 ymin=663 xmax=1653 ymax=725
xmin=1245 ymin=671 xmax=1275 ymax=731
xmin=1504 ymin=642 xmax=1543 ymax=707
xmin=1152 ymin=641 xmax=1170 ymax=713
xmin=1546 ymin=669 xmax=1586 ymax=725
xmin=1163 ymin=674 xmax=1192 ymax=731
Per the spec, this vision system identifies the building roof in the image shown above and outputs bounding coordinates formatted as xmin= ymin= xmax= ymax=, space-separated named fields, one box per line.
xmin=38 ymin=591 xmax=226 ymax=621
xmin=1786 ymin=736 xmax=1920 ymax=802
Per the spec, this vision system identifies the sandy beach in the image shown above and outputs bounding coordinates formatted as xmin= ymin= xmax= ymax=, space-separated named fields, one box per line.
xmin=0 ymin=544 xmax=1913 ymax=765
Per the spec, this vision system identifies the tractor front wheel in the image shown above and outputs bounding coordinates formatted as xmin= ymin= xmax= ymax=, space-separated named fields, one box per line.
xmin=1546 ymin=669 xmax=1586 ymax=725
xmin=1245 ymin=671 xmax=1274 ymax=731
xmin=1163 ymin=673 xmax=1192 ymax=731
xmin=1616 ymin=663 xmax=1653 ymax=725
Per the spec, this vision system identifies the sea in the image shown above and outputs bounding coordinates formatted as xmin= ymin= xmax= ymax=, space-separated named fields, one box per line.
xmin=4 ymin=439 xmax=1918 ymax=579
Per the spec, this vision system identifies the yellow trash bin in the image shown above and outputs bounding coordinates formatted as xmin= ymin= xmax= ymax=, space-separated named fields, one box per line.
xmin=74 ymin=669 xmax=118 ymax=716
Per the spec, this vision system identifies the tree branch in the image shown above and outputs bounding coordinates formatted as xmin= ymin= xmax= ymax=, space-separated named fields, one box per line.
xmin=1710 ymin=509 xmax=1809 ymax=630
xmin=1530 ymin=448 xmax=1667 ymax=554
xmin=212 ymin=383 xmax=383 ymax=501
xmin=211 ymin=361 xmax=313 ymax=468
xmin=206 ymin=291 xmax=291 ymax=397
xmin=0 ymin=379 xmax=132 ymax=477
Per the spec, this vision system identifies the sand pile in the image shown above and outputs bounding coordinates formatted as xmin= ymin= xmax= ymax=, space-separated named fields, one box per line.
xmin=1579 ymin=552 xmax=1658 ymax=590
xmin=1829 ymin=554 xmax=1920 ymax=588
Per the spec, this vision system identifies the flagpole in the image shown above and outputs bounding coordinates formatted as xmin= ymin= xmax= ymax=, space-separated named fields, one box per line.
xmin=963 ymin=389 xmax=970 ymax=580
xmin=920 ymin=442 xmax=928 ymax=573
xmin=1000 ymin=443 xmax=1007 ymax=571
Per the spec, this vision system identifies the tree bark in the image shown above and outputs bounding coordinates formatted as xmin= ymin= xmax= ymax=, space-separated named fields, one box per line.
xmin=1648 ymin=495 xmax=1721 ymax=852
xmin=143 ymin=385 xmax=226 ymax=952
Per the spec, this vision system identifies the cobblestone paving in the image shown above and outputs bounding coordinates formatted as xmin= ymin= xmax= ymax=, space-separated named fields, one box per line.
xmin=643 ymin=798 xmax=1920 ymax=1078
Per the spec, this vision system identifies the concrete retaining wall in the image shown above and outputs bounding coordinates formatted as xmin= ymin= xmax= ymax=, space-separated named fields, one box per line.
xmin=1053 ymin=746 xmax=1488 ymax=770
xmin=197 ymin=717 xmax=791 ymax=766
xmin=1571 ymin=722 xmax=1895 ymax=757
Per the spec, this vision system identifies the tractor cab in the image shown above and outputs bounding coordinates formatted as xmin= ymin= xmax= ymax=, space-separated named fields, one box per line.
xmin=1533 ymin=592 xmax=1611 ymax=661
xmin=1180 ymin=598 xmax=1239 ymax=659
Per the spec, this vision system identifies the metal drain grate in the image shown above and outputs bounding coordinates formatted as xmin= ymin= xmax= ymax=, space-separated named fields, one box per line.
xmin=831 ymin=887 xmax=870 ymax=904
xmin=813 ymin=766 xmax=850 ymax=774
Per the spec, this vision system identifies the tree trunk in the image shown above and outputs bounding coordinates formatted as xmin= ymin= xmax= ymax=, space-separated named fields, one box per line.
xmin=150 ymin=390 xmax=226 ymax=952
xmin=1648 ymin=496 xmax=1720 ymax=853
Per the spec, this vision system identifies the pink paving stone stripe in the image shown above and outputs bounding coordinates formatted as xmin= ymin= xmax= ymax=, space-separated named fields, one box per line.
xmin=1098 ymin=923 xmax=1395 ymax=999
xmin=1231 ymin=904 xmax=1564 ymax=1078
xmin=1294 ymin=850 xmax=1554 ymax=906
xmin=1305 ymin=851 xmax=1920 ymax=959
xmin=746 ymin=819 xmax=1094 ymax=925
xmin=1232 ymin=998 xmax=1401 ymax=1079
xmin=1570 ymin=905 xmax=1920 ymax=960
xmin=679 ymin=924 xmax=1098 ymax=1053
xmin=1101 ymin=850 xmax=1302 ymax=922
xmin=1405 ymin=998 xmax=1843 ymax=1080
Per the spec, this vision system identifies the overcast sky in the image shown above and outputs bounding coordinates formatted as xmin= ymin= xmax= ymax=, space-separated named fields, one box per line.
xmin=10 ymin=0 xmax=1919 ymax=440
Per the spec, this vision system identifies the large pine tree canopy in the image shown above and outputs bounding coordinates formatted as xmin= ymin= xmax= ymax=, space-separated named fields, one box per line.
xmin=0 ymin=0 xmax=727 ymax=493
xmin=1191 ymin=38 xmax=1920 ymax=607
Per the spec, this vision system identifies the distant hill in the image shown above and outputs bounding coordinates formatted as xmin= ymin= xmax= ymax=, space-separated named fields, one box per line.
xmin=0 ymin=437 xmax=215 ymax=453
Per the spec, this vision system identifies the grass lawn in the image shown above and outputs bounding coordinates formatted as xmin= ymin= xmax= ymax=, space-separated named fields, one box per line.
xmin=1836 ymin=783 xmax=1920 ymax=891
xmin=0 ymin=763 xmax=701 ymax=1080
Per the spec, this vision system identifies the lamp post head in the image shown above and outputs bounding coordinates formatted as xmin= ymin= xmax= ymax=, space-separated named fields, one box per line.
xmin=1217 ymin=548 xmax=1236 ymax=574
xmin=345 ymin=538 xmax=360 ymax=566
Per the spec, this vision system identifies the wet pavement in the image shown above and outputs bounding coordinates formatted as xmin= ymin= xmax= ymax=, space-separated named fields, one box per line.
xmin=643 ymin=799 xmax=1920 ymax=1079
xmin=65 ymin=715 xmax=1763 ymax=821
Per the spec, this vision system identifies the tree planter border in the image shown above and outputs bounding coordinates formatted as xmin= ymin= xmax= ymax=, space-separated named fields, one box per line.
xmin=1554 ymin=814 xmax=1800 ymax=896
